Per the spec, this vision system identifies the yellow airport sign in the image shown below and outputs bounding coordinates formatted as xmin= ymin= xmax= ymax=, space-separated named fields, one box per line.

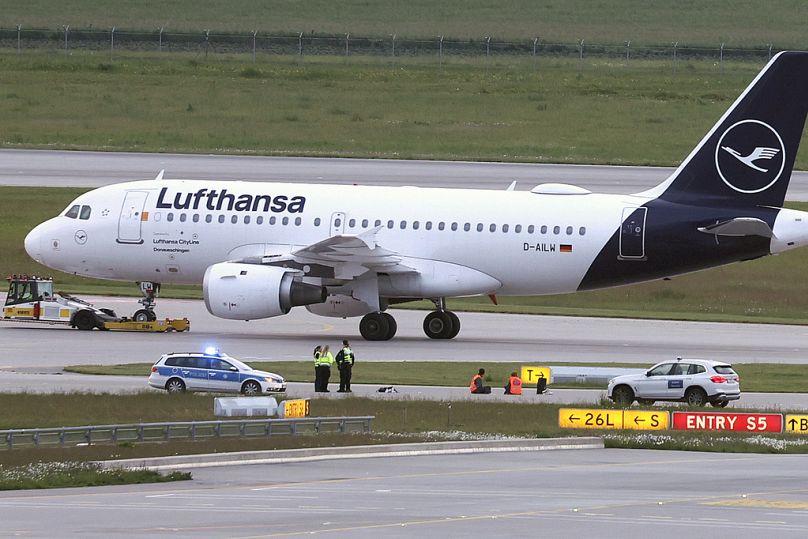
xmin=559 ymin=408 xmax=623 ymax=430
xmin=624 ymin=410 xmax=669 ymax=430
xmin=785 ymin=414 xmax=808 ymax=434
xmin=282 ymin=399 xmax=310 ymax=419
xmin=521 ymin=366 xmax=551 ymax=385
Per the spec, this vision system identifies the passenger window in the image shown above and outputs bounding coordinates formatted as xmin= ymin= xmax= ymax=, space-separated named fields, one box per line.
xmin=400 ymin=221 xmax=407 ymax=229
xmin=566 ymin=226 xmax=573 ymax=235
xmin=579 ymin=226 xmax=586 ymax=235
xmin=528 ymin=225 xmax=535 ymax=234
xmin=269 ymin=216 xmax=276 ymax=225
xmin=282 ymin=217 xmax=289 ymax=225
xmin=502 ymin=224 xmax=509 ymax=233
xmin=79 ymin=206 xmax=91 ymax=220
xmin=244 ymin=216 xmax=250 ymax=224
xmin=515 ymin=224 xmax=522 ymax=233
xmin=205 ymin=214 xmax=212 ymax=223
xmin=180 ymin=213 xmax=187 ymax=222
xmin=489 ymin=224 xmax=496 ymax=232
xmin=218 ymin=215 xmax=225 ymax=224
xmin=362 ymin=219 xmax=369 ymax=228
xmin=425 ymin=221 xmax=432 ymax=230
xmin=65 ymin=205 xmax=80 ymax=219
xmin=348 ymin=218 xmax=356 ymax=228
xmin=541 ymin=225 xmax=547 ymax=234
xmin=374 ymin=220 xmax=381 ymax=227
xmin=690 ymin=364 xmax=706 ymax=375
xmin=553 ymin=226 xmax=560 ymax=235
xmin=463 ymin=223 xmax=471 ymax=232
xmin=334 ymin=218 xmax=341 ymax=227
xmin=256 ymin=216 xmax=263 ymax=224
xmin=387 ymin=220 xmax=394 ymax=229
xmin=413 ymin=221 xmax=420 ymax=230
xmin=295 ymin=217 xmax=301 ymax=226
xmin=167 ymin=213 xmax=174 ymax=222
xmin=231 ymin=215 xmax=238 ymax=224
xmin=438 ymin=222 xmax=445 ymax=231
xmin=192 ymin=214 xmax=200 ymax=223
xmin=314 ymin=218 xmax=321 ymax=226
xmin=476 ymin=223 xmax=483 ymax=232
xmin=451 ymin=222 xmax=458 ymax=231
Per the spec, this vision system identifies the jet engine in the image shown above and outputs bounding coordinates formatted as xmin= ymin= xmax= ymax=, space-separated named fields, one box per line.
xmin=203 ymin=262 xmax=326 ymax=320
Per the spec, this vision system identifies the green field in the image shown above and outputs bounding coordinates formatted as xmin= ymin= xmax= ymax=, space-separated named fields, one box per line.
xmin=5 ymin=0 xmax=808 ymax=47
xmin=3 ymin=54 xmax=795 ymax=166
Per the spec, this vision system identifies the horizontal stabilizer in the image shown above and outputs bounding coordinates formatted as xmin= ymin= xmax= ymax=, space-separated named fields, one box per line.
xmin=697 ymin=217 xmax=774 ymax=238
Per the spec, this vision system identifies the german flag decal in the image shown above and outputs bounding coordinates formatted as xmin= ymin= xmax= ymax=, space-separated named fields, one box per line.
xmin=560 ymin=244 xmax=573 ymax=253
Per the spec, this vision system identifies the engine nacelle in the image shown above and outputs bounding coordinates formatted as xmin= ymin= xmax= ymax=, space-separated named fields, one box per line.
xmin=203 ymin=263 xmax=326 ymax=320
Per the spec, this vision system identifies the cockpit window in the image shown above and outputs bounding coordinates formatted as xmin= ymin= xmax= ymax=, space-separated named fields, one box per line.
xmin=79 ymin=206 xmax=91 ymax=220
xmin=65 ymin=205 xmax=80 ymax=219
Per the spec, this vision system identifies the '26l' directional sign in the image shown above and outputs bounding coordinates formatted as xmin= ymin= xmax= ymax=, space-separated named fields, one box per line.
xmin=672 ymin=412 xmax=783 ymax=433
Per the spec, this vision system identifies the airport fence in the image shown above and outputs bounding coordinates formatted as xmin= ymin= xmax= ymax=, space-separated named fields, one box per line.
xmin=0 ymin=25 xmax=783 ymax=69
xmin=0 ymin=416 xmax=375 ymax=450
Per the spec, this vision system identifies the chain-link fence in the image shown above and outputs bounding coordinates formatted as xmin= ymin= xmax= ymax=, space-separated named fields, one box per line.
xmin=0 ymin=26 xmax=781 ymax=66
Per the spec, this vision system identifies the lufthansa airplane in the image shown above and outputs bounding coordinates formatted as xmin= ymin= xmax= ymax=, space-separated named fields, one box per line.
xmin=24 ymin=52 xmax=808 ymax=340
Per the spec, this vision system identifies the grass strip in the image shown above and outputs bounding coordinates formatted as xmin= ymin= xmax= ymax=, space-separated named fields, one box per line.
xmin=65 ymin=360 xmax=808 ymax=394
xmin=0 ymin=461 xmax=190 ymax=490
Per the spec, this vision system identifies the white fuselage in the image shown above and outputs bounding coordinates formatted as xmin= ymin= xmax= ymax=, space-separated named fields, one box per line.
xmin=25 ymin=179 xmax=653 ymax=297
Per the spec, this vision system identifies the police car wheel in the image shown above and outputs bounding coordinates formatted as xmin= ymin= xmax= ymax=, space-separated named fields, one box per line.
xmin=242 ymin=380 xmax=261 ymax=395
xmin=166 ymin=378 xmax=186 ymax=393
xmin=686 ymin=387 xmax=708 ymax=407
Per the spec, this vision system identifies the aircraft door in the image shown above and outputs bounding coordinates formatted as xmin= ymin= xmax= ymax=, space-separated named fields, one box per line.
xmin=117 ymin=191 xmax=149 ymax=244
xmin=330 ymin=212 xmax=346 ymax=237
xmin=619 ymin=207 xmax=647 ymax=260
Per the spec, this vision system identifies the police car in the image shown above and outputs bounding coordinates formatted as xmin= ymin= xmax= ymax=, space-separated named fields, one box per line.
xmin=607 ymin=358 xmax=740 ymax=407
xmin=148 ymin=350 xmax=286 ymax=394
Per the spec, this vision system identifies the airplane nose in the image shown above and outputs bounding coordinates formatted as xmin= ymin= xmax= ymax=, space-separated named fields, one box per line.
xmin=24 ymin=225 xmax=43 ymax=262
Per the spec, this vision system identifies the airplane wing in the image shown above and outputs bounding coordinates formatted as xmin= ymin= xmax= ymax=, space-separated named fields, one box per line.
xmin=253 ymin=227 xmax=416 ymax=280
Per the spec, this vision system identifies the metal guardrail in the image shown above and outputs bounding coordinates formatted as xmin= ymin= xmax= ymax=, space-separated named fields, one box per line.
xmin=0 ymin=416 xmax=374 ymax=450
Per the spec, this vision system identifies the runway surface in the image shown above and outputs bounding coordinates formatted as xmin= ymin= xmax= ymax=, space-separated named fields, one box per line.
xmin=3 ymin=296 xmax=808 ymax=368
xmin=3 ymin=448 xmax=808 ymax=538
xmin=3 ymin=148 xmax=808 ymax=199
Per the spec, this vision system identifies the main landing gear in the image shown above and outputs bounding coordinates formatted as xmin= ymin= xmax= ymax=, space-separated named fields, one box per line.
xmin=357 ymin=297 xmax=461 ymax=341
xmin=133 ymin=281 xmax=160 ymax=322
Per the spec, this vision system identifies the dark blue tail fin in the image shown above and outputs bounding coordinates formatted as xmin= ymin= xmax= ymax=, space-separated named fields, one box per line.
xmin=642 ymin=51 xmax=808 ymax=208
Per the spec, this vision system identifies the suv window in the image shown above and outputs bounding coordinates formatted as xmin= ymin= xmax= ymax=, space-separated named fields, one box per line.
xmin=647 ymin=363 xmax=675 ymax=376
xmin=688 ymin=364 xmax=706 ymax=375
xmin=714 ymin=365 xmax=736 ymax=375
xmin=669 ymin=363 xmax=686 ymax=376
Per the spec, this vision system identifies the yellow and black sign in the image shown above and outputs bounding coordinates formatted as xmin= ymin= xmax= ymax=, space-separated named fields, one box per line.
xmin=559 ymin=408 xmax=623 ymax=430
xmin=624 ymin=410 xmax=669 ymax=430
xmin=520 ymin=366 xmax=551 ymax=385
xmin=282 ymin=399 xmax=310 ymax=419
xmin=784 ymin=414 xmax=808 ymax=434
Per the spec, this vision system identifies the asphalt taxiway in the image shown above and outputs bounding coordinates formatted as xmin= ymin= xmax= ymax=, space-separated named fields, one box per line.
xmin=3 ymin=448 xmax=808 ymax=538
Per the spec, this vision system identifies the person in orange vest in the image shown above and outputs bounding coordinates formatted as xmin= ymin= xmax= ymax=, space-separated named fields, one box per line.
xmin=469 ymin=368 xmax=491 ymax=394
xmin=504 ymin=372 xmax=523 ymax=395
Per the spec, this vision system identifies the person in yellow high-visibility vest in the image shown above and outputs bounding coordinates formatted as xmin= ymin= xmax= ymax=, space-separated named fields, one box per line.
xmin=318 ymin=345 xmax=335 ymax=392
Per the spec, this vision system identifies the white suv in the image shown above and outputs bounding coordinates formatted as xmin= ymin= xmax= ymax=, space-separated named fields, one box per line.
xmin=607 ymin=358 xmax=740 ymax=407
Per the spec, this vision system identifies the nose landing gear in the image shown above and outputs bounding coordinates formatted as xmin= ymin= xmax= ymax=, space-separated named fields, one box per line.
xmin=133 ymin=281 xmax=160 ymax=322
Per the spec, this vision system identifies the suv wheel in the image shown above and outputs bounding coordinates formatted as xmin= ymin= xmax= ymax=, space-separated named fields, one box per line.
xmin=686 ymin=387 xmax=708 ymax=407
xmin=612 ymin=385 xmax=634 ymax=407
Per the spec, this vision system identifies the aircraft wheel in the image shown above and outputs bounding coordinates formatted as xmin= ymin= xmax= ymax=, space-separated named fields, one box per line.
xmin=381 ymin=312 xmax=397 ymax=340
xmin=133 ymin=309 xmax=157 ymax=322
xmin=423 ymin=311 xmax=454 ymax=339
xmin=445 ymin=311 xmax=460 ymax=339
xmin=359 ymin=312 xmax=390 ymax=341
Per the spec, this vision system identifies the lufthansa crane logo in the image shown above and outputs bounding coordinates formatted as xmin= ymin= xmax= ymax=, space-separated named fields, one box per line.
xmin=715 ymin=119 xmax=785 ymax=194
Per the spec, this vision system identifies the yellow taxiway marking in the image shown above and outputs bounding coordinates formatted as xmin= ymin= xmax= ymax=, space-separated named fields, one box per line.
xmin=704 ymin=499 xmax=808 ymax=510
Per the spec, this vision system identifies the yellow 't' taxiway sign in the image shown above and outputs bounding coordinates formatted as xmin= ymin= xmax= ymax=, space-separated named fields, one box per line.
xmin=520 ymin=366 xmax=551 ymax=384
xmin=785 ymin=414 xmax=808 ymax=434
xmin=624 ymin=410 xmax=669 ymax=430
xmin=559 ymin=408 xmax=623 ymax=429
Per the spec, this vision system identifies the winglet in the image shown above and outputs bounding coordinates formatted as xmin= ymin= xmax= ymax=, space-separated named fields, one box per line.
xmin=506 ymin=180 xmax=518 ymax=191
xmin=154 ymin=169 xmax=165 ymax=181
